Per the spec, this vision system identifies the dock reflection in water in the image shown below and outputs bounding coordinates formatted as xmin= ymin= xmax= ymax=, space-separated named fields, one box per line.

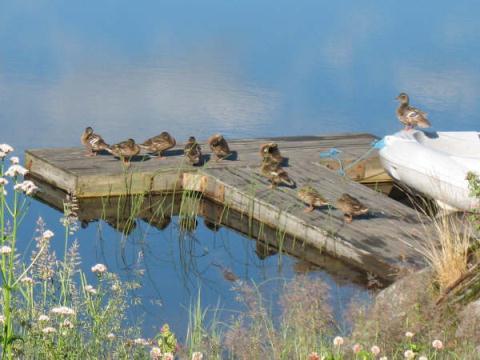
xmin=31 ymin=176 xmax=373 ymax=335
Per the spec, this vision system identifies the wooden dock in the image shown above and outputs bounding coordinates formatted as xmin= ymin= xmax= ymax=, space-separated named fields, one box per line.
xmin=25 ymin=133 xmax=428 ymax=281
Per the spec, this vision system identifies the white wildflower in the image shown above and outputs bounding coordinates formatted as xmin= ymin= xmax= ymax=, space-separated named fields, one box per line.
xmin=5 ymin=164 xmax=28 ymax=177
xmin=352 ymin=343 xmax=362 ymax=353
xmin=379 ymin=357 xmax=388 ymax=360
xmin=9 ymin=156 xmax=19 ymax=165
xmin=0 ymin=178 xmax=8 ymax=186
xmin=405 ymin=331 xmax=415 ymax=338
xmin=20 ymin=276 xmax=34 ymax=285
xmin=371 ymin=345 xmax=381 ymax=356
xmin=0 ymin=144 xmax=14 ymax=154
xmin=107 ymin=333 xmax=115 ymax=340
xmin=0 ymin=246 xmax=12 ymax=255
xmin=149 ymin=346 xmax=162 ymax=359
xmin=333 ymin=336 xmax=344 ymax=346
xmin=163 ymin=353 xmax=174 ymax=360
xmin=432 ymin=339 xmax=444 ymax=350
xmin=42 ymin=326 xmax=56 ymax=334
xmin=133 ymin=338 xmax=149 ymax=346
xmin=404 ymin=350 xmax=415 ymax=359
xmin=191 ymin=352 xmax=203 ymax=360
xmin=419 ymin=356 xmax=428 ymax=360
xmin=42 ymin=230 xmax=54 ymax=240
xmin=51 ymin=306 xmax=75 ymax=316
xmin=85 ymin=285 xmax=97 ymax=295
xmin=38 ymin=314 xmax=50 ymax=322
xmin=14 ymin=180 xmax=38 ymax=195
xmin=91 ymin=263 xmax=107 ymax=274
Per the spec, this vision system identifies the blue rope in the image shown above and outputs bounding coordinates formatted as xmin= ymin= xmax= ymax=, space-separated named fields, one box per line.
xmin=319 ymin=147 xmax=345 ymax=176
xmin=319 ymin=137 xmax=386 ymax=177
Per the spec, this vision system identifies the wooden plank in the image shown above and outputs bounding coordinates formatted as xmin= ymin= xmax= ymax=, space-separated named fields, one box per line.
xmin=200 ymin=165 xmax=425 ymax=280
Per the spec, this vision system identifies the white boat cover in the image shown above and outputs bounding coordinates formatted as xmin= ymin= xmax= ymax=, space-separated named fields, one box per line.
xmin=379 ymin=130 xmax=480 ymax=211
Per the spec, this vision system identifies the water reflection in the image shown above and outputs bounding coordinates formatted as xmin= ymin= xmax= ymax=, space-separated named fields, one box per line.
xmin=30 ymin=176 xmax=370 ymax=335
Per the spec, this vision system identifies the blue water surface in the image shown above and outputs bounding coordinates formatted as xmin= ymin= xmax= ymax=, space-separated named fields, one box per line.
xmin=1 ymin=0 xmax=479 ymax=338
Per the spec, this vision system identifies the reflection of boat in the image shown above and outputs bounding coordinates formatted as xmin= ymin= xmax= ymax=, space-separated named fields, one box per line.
xmin=379 ymin=130 xmax=480 ymax=211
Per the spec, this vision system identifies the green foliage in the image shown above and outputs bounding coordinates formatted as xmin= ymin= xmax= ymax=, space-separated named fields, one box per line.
xmin=155 ymin=324 xmax=177 ymax=354
xmin=466 ymin=171 xmax=480 ymax=231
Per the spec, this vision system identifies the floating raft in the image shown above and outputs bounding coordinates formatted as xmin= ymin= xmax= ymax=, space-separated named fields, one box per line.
xmin=25 ymin=133 xmax=427 ymax=280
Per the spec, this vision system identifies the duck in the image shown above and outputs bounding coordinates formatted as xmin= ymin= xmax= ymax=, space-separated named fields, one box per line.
xmin=260 ymin=159 xmax=295 ymax=189
xmin=396 ymin=92 xmax=431 ymax=130
xmin=208 ymin=133 xmax=231 ymax=161
xmin=297 ymin=185 xmax=329 ymax=212
xmin=259 ymin=142 xmax=283 ymax=164
xmin=184 ymin=136 xmax=202 ymax=165
xmin=81 ymin=127 xmax=109 ymax=157
xmin=139 ymin=131 xmax=176 ymax=158
xmin=106 ymin=138 xmax=141 ymax=164
xmin=335 ymin=193 xmax=368 ymax=223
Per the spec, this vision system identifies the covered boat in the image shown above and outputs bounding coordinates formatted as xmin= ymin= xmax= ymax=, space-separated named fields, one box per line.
xmin=378 ymin=130 xmax=480 ymax=211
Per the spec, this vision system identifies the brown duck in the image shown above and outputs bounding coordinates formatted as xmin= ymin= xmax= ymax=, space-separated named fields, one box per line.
xmin=107 ymin=138 xmax=141 ymax=164
xmin=139 ymin=131 xmax=176 ymax=158
xmin=208 ymin=133 xmax=231 ymax=161
xmin=297 ymin=185 xmax=329 ymax=212
xmin=336 ymin=193 xmax=368 ymax=223
xmin=184 ymin=136 xmax=202 ymax=165
xmin=260 ymin=159 xmax=295 ymax=189
xmin=259 ymin=142 xmax=283 ymax=164
xmin=81 ymin=127 xmax=109 ymax=157
xmin=396 ymin=92 xmax=431 ymax=130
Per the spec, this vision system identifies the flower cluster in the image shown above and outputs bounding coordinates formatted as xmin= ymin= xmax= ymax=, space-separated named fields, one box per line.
xmin=4 ymin=164 xmax=28 ymax=177
xmin=14 ymin=180 xmax=39 ymax=195
xmin=0 ymin=246 xmax=12 ymax=255
xmin=85 ymin=285 xmax=97 ymax=295
xmin=0 ymin=144 xmax=14 ymax=160
xmin=91 ymin=263 xmax=107 ymax=274
xmin=51 ymin=306 xmax=75 ymax=316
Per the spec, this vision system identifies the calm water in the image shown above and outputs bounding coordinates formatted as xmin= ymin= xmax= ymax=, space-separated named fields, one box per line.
xmin=1 ymin=0 xmax=480 ymax=337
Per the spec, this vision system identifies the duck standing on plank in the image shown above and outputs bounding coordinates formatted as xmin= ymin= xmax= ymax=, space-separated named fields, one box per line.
xmin=260 ymin=158 xmax=295 ymax=189
xmin=139 ymin=131 xmax=176 ymax=159
xmin=81 ymin=127 xmax=109 ymax=157
xmin=259 ymin=142 xmax=283 ymax=164
xmin=184 ymin=136 xmax=202 ymax=165
xmin=336 ymin=193 xmax=368 ymax=223
xmin=106 ymin=138 xmax=141 ymax=165
xmin=297 ymin=185 xmax=329 ymax=212
xmin=208 ymin=134 xmax=231 ymax=161
xmin=396 ymin=92 xmax=431 ymax=130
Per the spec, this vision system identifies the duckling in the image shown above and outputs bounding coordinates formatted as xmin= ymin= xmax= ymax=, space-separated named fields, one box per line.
xmin=81 ymin=126 xmax=109 ymax=157
xmin=396 ymin=93 xmax=431 ymax=130
xmin=106 ymin=138 xmax=141 ymax=164
xmin=208 ymin=134 xmax=231 ymax=161
xmin=336 ymin=193 xmax=368 ymax=223
xmin=184 ymin=136 xmax=202 ymax=165
xmin=297 ymin=185 xmax=329 ymax=212
xmin=260 ymin=159 xmax=295 ymax=189
xmin=259 ymin=142 xmax=283 ymax=164
xmin=139 ymin=131 xmax=176 ymax=159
